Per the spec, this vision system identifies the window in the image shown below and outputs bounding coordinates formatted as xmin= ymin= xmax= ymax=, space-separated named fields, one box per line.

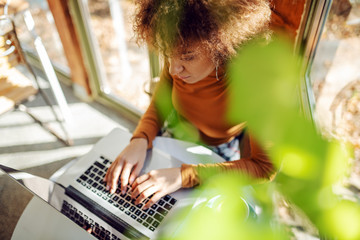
xmin=70 ymin=0 xmax=154 ymax=116
xmin=309 ymin=0 xmax=360 ymax=145
xmin=12 ymin=1 xmax=69 ymax=74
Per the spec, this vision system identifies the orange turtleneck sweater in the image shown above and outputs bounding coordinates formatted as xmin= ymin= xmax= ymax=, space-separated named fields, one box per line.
xmin=132 ymin=64 xmax=274 ymax=188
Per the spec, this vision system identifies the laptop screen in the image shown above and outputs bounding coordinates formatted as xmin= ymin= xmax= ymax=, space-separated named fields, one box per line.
xmin=0 ymin=164 xmax=93 ymax=239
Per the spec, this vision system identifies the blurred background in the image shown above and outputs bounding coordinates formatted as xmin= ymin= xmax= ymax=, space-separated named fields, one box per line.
xmin=0 ymin=0 xmax=359 ymax=239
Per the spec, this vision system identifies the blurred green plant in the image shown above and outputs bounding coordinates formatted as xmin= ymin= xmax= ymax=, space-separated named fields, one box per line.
xmin=161 ymin=173 xmax=289 ymax=240
xmin=155 ymin=77 xmax=200 ymax=143
xmin=154 ymin=37 xmax=359 ymax=239
xmin=227 ymin=38 xmax=358 ymax=239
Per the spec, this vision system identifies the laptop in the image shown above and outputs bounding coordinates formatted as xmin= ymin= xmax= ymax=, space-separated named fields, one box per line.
xmin=2 ymin=127 xmax=259 ymax=239
xmin=46 ymin=127 xmax=225 ymax=240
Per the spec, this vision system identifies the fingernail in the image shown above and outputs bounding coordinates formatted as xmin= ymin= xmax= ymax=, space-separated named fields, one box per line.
xmin=106 ymin=185 xmax=110 ymax=191
xmin=129 ymin=176 xmax=134 ymax=185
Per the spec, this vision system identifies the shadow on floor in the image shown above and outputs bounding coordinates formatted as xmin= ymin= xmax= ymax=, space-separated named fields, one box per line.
xmin=0 ymin=69 xmax=137 ymax=239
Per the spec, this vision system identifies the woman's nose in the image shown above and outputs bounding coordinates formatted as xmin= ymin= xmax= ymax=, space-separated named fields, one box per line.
xmin=169 ymin=58 xmax=184 ymax=75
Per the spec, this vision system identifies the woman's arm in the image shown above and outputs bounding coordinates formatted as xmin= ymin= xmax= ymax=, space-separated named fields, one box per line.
xmin=130 ymin=132 xmax=275 ymax=209
xmin=105 ymin=64 xmax=173 ymax=193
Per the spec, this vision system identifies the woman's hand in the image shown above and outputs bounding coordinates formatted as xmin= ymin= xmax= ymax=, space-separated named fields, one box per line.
xmin=104 ymin=138 xmax=148 ymax=194
xmin=131 ymin=168 xmax=182 ymax=209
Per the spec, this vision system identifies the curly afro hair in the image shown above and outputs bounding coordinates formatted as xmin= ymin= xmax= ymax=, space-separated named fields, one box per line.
xmin=133 ymin=0 xmax=272 ymax=65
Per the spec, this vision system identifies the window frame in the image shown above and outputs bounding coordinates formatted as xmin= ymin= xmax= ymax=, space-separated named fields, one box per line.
xmin=295 ymin=0 xmax=333 ymax=123
xmin=68 ymin=0 xmax=158 ymax=123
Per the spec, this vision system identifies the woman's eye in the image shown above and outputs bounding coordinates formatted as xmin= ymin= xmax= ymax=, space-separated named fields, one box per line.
xmin=181 ymin=56 xmax=195 ymax=61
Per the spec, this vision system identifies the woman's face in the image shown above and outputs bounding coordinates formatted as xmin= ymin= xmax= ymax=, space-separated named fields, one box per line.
xmin=168 ymin=44 xmax=215 ymax=84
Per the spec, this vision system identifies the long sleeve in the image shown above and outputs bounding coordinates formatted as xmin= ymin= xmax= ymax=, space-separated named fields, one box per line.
xmin=181 ymin=132 xmax=275 ymax=188
xmin=131 ymin=101 xmax=162 ymax=149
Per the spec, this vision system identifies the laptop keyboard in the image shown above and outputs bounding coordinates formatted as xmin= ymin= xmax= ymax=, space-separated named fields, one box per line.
xmin=61 ymin=200 xmax=122 ymax=240
xmin=75 ymin=156 xmax=178 ymax=232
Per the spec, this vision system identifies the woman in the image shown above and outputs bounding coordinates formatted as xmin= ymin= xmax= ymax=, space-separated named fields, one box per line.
xmin=104 ymin=0 xmax=275 ymax=209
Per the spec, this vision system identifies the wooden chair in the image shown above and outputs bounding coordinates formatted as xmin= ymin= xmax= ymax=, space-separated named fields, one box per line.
xmin=0 ymin=12 xmax=73 ymax=145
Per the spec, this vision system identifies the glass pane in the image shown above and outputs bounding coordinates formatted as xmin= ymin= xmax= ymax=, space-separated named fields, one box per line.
xmin=310 ymin=0 xmax=360 ymax=146
xmin=86 ymin=0 xmax=151 ymax=112
xmin=12 ymin=0 xmax=69 ymax=73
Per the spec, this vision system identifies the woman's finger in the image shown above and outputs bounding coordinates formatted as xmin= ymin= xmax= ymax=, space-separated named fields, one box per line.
xmin=131 ymin=172 xmax=150 ymax=190
xmin=135 ymin=185 xmax=160 ymax=205
xmin=131 ymin=179 xmax=153 ymax=199
xmin=120 ymin=162 xmax=133 ymax=194
xmin=108 ymin=162 xmax=124 ymax=193
xmin=143 ymin=191 xmax=163 ymax=209
xmin=105 ymin=161 xmax=123 ymax=192
xmin=103 ymin=161 xmax=113 ymax=183
xmin=129 ymin=162 xmax=144 ymax=186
